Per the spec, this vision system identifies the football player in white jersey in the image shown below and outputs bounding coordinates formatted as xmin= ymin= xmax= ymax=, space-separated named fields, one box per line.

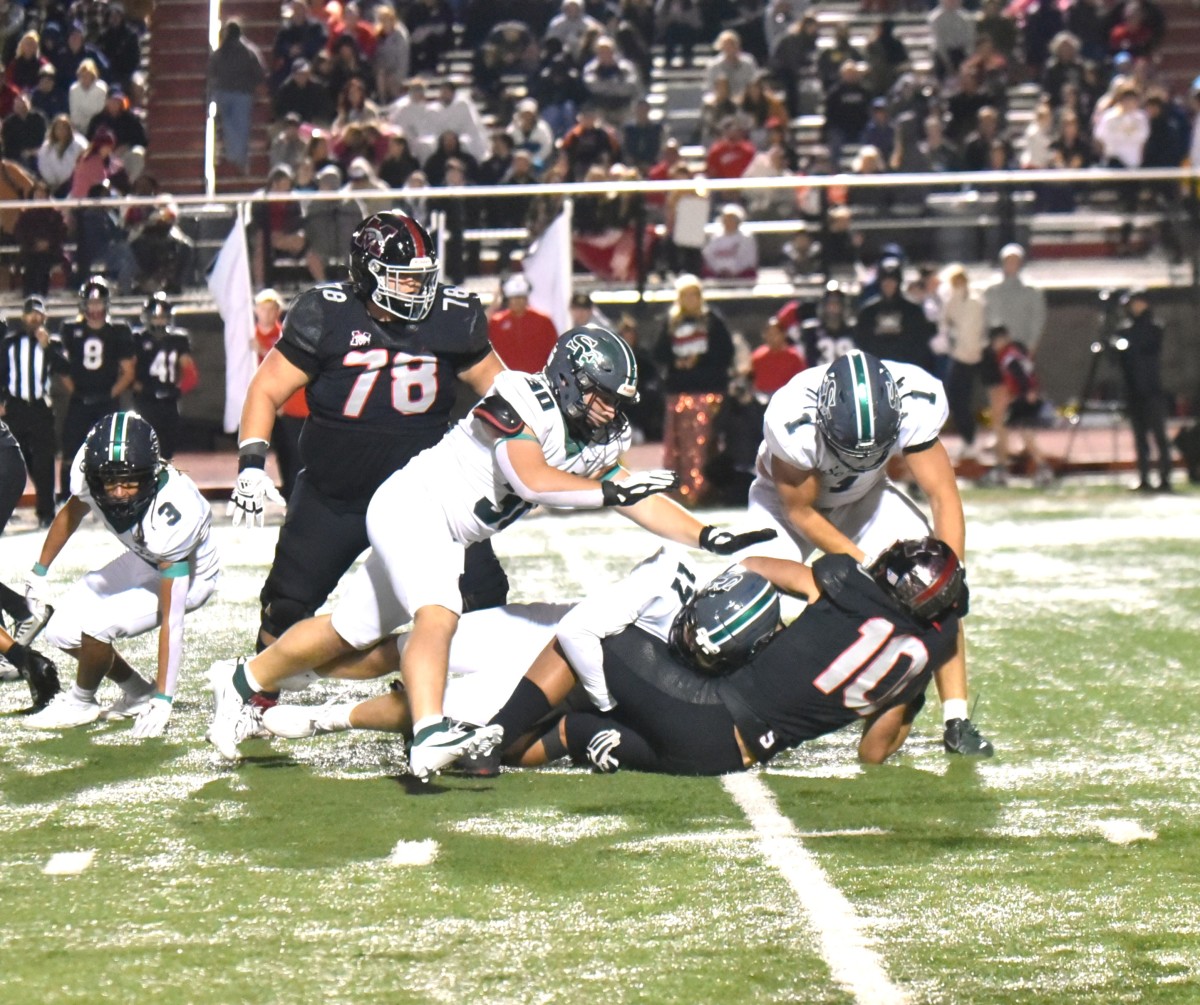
xmin=23 ymin=412 xmax=219 ymax=737
xmin=207 ymin=327 xmax=774 ymax=777
xmin=257 ymin=545 xmax=712 ymax=745
xmin=745 ymin=349 xmax=993 ymax=757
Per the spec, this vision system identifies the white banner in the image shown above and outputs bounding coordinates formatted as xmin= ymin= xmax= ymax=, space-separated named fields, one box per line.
xmin=524 ymin=203 xmax=573 ymax=335
xmin=206 ymin=209 xmax=256 ymax=434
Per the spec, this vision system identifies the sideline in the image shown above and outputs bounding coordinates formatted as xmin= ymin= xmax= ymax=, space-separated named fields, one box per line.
xmin=722 ymin=773 xmax=907 ymax=1005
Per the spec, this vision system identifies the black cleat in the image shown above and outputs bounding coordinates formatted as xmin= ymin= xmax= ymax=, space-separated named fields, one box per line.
xmin=449 ymin=746 xmax=502 ymax=778
xmin=943 ymin=718 xmax=994 ymax=757
xmin=19 ymin=650 xmax=61 ymax=712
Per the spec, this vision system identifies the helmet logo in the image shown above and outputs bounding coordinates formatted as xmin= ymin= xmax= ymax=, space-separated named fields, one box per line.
xmin=356 ymin=219 xmax=398 ymax=259
xmin=567 ymin=331 xmax=604 ymax=369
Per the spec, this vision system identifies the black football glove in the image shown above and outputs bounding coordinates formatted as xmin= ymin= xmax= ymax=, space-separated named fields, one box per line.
xmin=601 ymin=469 xmax=680 ymax=507
xmin=699 ymin=526 xmax=778 ymax=556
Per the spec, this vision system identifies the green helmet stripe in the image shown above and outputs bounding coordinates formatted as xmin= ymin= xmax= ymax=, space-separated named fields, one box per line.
xmin=110 ymin=412 xmax=127 ymax=463
xmin=850 ymin=351 xmax=874 ymax=445
xmin=702 ymin=582 xmax=777 ymax=646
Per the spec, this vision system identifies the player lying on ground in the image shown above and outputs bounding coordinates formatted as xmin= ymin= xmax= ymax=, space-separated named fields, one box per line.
xmin=207 ymin=326 xmax=773 ymax=778
xmin=746 ymin=349 xmax=992 ymax=756
xmin=23 ymin=412 xmax=219 ymax=737
xmin=486 ymin=537 xmax=968 ymax=774
xmin=260 ymin=537 xmax=967 ymax=775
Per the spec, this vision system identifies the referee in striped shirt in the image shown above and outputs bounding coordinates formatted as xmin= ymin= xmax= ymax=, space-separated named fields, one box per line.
xmin=1 ymin=296 xmax=66 ymax=528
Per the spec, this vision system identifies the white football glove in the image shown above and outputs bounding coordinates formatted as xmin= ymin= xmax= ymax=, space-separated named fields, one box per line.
xmin=600 ymin=469 xmax=680 ymax=507
xmin=227 ymin=468 xmax=286 ymax=528
xmin=24 ymin=568 xmax=51 ymax=610
xmin=130 ymin=696 xmax=172 ymax=738
xmin=586 ymin=728 xmax=622 ymax=773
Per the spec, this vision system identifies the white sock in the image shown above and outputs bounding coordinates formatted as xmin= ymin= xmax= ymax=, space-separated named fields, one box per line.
xmin=412 ymin=715 xmax=444 ymax=737
xmin=71 ymin=683 xmax=97 ymax=704
xmin=243 ymin=659 xmax=267 ymax=693
xmin=943 ymin=698 xmax=969 ymax=724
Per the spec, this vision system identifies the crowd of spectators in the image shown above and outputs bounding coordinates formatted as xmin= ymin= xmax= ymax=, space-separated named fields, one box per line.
xmin=231 ymin=0 xmax=1190 ymax=290
xmin=0 ymin=1 xmax=180 ymax=296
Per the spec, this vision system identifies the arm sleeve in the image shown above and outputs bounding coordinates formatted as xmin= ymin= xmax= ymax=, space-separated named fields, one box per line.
xmin=157 ymin=569 xmax=189 ymax=698
xmin=493 ymin=437 xmax=607 ymax=510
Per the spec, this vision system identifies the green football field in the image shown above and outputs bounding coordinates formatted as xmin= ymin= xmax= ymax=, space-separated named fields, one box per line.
xmin=1 ymin=483 xmax=1198 ymax=1005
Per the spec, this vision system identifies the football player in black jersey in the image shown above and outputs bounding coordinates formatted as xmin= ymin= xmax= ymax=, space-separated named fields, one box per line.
xmin=132 ymin=292 xmax=196 ymax=459
xmin=492 ymin=538 xmax=967 ymax=774
xmin=53 ymin=277 xmax=137 ymax=501
xmin=231 ymin=211 xmax=511 ymax=650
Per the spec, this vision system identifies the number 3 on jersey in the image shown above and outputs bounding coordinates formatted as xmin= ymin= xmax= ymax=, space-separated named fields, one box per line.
xmin=340 ymin=349 xmax=439 ymax=418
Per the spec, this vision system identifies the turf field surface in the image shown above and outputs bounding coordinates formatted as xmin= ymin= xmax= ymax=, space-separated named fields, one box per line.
xmin=1 ymin=482 xmax=1197 ymax=1004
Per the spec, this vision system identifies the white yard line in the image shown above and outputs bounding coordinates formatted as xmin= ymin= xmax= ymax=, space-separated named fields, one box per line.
xmin=722 ymin=773 xmax=908 ymax=1005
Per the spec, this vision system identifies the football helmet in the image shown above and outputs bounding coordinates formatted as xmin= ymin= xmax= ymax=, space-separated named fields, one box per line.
xmin=143 ymin=291 xmax=174 ymax=329
xmin=866 ymin=537 xmax=965 ymax=623
xmin=668 ymin=565 xmax=781 ymax=677
xmin=815 ymin=349 xmax=902 ymax=472
xmin=79 ymin=275 xmax=111 ymax=316
xmin=349 ymin=211 xmax=439 ymax=322
xmin=544 ymin=326 xmax=640 ymax=443
xmin=82 ymin=412 xmax=164 ymax=529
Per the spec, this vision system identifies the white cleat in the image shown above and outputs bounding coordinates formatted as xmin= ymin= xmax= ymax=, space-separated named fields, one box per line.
xmin=262 ymin=701 xmax=355 ymax=739
xmin=24 ymin=691 xmax=101 ymax=730
xmin=205 ymin=658 xmax=260 ymax=760
xmin=407 ymin=720 xmax=504 ymax=782
xmin=100 ymin=690 xmax=153 ymax=720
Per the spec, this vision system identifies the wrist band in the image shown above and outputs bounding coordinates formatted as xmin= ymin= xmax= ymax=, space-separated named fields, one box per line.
xmin=154 ymin=693 xmax=174 ymax=704
xmin=238 ymin=438 xmax=270 ymax=472
xmin=32 ymin=562 xmax=48 ymax=576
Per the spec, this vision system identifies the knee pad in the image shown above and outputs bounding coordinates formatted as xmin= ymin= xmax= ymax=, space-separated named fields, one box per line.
xmin=259 ymin=591 xmax=315 ymax=641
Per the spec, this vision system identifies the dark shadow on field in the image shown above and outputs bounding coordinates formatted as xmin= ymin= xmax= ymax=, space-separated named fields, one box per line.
xmin=0 ymin=725 xmax=180 ymax=804
xmin=768 ymin=759 xmax=1001 ymax=862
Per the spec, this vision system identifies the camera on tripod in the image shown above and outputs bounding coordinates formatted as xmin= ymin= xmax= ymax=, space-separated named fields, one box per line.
xmin=1092 ymin=288 xmax=1130 ymax=355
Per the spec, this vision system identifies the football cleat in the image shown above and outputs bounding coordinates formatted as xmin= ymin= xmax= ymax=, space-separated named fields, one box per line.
xmin=13 ymin=603 xmax=54 ymax=647
xmin=205 ymin=658 xmax=260 ymax=760
xmin=19 ymin=650 xmax=61 ymax=712
xmin=261 ymin=701 xmax=355 ymax=739
xmin=0 ymin=654 xmax=19 ymax=682
xmin=24 ymin=691 xmax=101 ymax=730
xmin=100 ymin=689 xmax=153 ymax=720
xmin=407 ymin=719 xmax=504 ymax=782
xmin=943 ymin=718 xmax=995 ymax=757
xmin=448 ymin=745 xmax=502 ymax=779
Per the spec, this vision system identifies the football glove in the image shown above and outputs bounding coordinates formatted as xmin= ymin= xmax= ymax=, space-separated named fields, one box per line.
xmin=585 ymin=728 xmax=622 ymax=773
xmin=600 ymin=469 xmax=680 ymax=507
xmin=699 ymin=525 xmax=778 ymax=556
xmin=130 ymin=696 xmax=173 ymax=739
xmin=227 ymin=468 xmax=286 ymax=528
xmin=23 ymin=567 xmax=51 ymax=621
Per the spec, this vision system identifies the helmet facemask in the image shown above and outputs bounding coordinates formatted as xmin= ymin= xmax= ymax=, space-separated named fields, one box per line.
xmin=367 ymin=255 xmax=439 ymax=322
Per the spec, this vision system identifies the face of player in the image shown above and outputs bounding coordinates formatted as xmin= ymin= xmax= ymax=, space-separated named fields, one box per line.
xmin=102 ymin=478 xmax=142 ymax=501
xmin=85 ymin=300 xmax=107 ymax=325
xmin=583 ymin=388 xmax=620 ymax=429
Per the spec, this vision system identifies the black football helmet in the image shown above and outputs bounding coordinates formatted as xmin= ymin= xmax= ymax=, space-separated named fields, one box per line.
xmin=79 ymin=275 xmax=111 ymax=316
xmin=544 ymin=325 xmax=640 ymax=443
xmin=816 ymin=349 xmax=902 ymax=472
xmin=866 ymin=537 xmax=966 ymax=623
xmin=143 ymin=291 xmax=174 ymax=329
xmin=668 ymin=565 xmax=781 ymax=677
xmin=349 ymin=211 xmax=439 ymax=322
xmin=82 ymin=412 xmax=164 ymax=529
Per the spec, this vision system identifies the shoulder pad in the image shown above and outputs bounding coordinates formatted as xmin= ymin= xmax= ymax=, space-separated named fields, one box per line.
xmin=280 ymin=287 xmax=335 ymax=355
xmin=473 ymin=394 xmax=526 ymax=436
